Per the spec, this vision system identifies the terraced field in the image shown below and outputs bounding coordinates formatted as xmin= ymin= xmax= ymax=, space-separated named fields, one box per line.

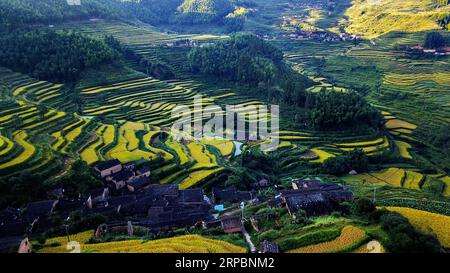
xmin=38 ymin=234 xmax=247 ymax=253
xmin=385 ymin=207 xmax=450 ymax=248
xmin=287 ymin=225 xmax=368 ymax=253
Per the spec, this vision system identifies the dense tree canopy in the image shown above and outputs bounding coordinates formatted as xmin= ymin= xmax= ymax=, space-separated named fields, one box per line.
xmin=0 ymin=0 xmax=248 ymax=32
xmin=305 ymin=90 xmax=383 ymax=129
xmin=322 ymin=149 xmax=370 ymax=175
xmin=424 ymin=32 xmax=446 ymax=49
xmin=0 ymin=30 xmax=117 ymax=82
xmin=188 ymin=33 xmax=283 ymax=85
xmin=0 ymin=0 xmax=121 ymax=31
xmin=175 ymin=0 xmax=234 ymax=23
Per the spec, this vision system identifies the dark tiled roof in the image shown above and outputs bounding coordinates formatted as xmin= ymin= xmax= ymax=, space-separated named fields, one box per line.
xmin=0 ymin=221 xmax=29 ymax=238
xmin=179 ymin=189 xmax=204 ymax=203
xmin=109 ymin=196 xmax=136 ymax=207
xmin=137 ymin=166 xmax=151 ymax=174
xmin=54 ymin=200 xmax=83 ymax=217
xmin=294 ymin=179 xmax=322 ymax=190
xmin=127 ymin=177 xmax=150 ymax=189
xmin=25 ymin=200 xmax=55 ymax=220
xmin=212 ymin=186 xmax=237 ymax=202
xmin=95 ymin=159 xmax=122 ymax=171
xmin=111 ymin=170 xmax=134 ymax=182
xmin=144 ymin=184 xmax=179 ymax=197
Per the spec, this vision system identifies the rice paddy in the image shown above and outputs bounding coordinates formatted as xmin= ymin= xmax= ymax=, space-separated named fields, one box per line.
xmin=287 ymin=225 xmax=368 ymax=253
xmin=385 ymin=207 xmax=450 ymax=248
xmin=38 ymin=234 xmax=246 ymax=253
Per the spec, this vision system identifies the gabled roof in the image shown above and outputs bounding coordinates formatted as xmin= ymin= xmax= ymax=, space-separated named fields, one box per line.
xmin=25 ymin=200 xmax=56 ymax=220
xmin=212 ymin=186 xmax=237 ymax=202
xmin=144 ymin=184 xmax=179 ymax=197
xmin=108 ymin=196 xmax=136 ymax=207
xmin=111 ymin=170 xmax=134 ymax=182
xmin=220 ymin=215 xmax=242 ymax=231
xmin=179 ymin=189 xmax=204 ymax=203
xmin=95 ymin=159 xmax=122 ymax=171
xmin=137 ymin=166 xmax=151 ymax=174
xmin=127 ymin=177 xmax=150 ymax=189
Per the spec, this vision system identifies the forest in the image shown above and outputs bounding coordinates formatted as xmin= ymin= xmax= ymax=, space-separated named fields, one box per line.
xmin=0 ymin=0 xmax=250 ymax=32
xmin=0 ymin=0 xmax=121 ymax=31
xmin=0 ymin=30 xmax=117 ymax=82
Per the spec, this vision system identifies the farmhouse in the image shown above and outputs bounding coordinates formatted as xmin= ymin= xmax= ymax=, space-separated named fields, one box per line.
xmin=94 ymin=159 xmax=122 ymax=178
xmin=98 ymin=160 xmax=151 ymax=191
xmin=220 ymin=216 xmax=242 ymax=233
xmin=277 ymin=179 xmax=353 ymax=216
xmin=212 ymin=186 xmax=257 ymax=204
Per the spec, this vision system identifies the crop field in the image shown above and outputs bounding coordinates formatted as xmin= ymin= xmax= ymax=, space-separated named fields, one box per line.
xmin=0 ymin=131 xmax=36 ymax=170
xmin=344 ymin=0 xmax=450 ymax=38
xmin=385 ymin=207 xmax=450 ymax=248
xmin=38 ymin=234 xmax=247 ymax=253
xmin=287 ymin=225 xmax=368 ymax=253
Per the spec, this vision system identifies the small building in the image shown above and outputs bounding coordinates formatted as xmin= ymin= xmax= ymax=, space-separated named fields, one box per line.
xmin=127 ymin=177 xmax=151 ymax=192
xmin=95 ymin=159 xmax=122 ymax=178
xmin=220 ymin=216 xmax=242 ymax=233
xmin=179 ymin=189 xmax=204 ymax=205
xmin=212 ymin=186 xmax=256 ymax=204
xmin=108 ymin=170 xmax=135 ymax=190
xmin=279 ymin=180 xmax=353 ymax=217
xmin=25 ymin=200 xmax=58 ymax=222
xmin=18 ymin=238 xmax=31 ymax=253
xmin=136 ymin=166 xmax=151 ymax=177
xmin=282 ymin=190 xmax=331 ymax=216
xmin=291 ymin=179 xmax=321 ymax=191
xmin=252 ymin=177 xmax=271 ymax=190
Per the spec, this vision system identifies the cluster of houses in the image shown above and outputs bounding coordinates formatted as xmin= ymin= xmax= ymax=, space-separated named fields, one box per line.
xmin=269 ymin=179 xmax=353 ymax=217
xmin=164 ymin=39 xmax=200 ymax=48
xmin=282 ymin=30 xmax=361 ymax=43
xmin=0 ymin=158 xmax=353 ymax=253
xmin=407 ymin=44 xmax=450 ymax=56
xmin=94 ymin=159 xmax=151 ymax=192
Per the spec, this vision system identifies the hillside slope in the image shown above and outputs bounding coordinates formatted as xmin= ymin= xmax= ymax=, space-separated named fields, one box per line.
xmin=178 ymin=0 xmax=234 ymax=16
xmin=344 ymin=0 xmax=450 ymax=38
xmin=0 ymin=0 xmax=121 ymax=30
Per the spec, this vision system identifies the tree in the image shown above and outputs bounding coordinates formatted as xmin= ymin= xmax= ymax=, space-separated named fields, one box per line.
xmin=0 ymin=30 xmax=117 ymax=82
xmin=380 ymin=211 xmax=443 ymax=253
xmin=323 ymin=149 xmax=370 ymax=175
xmin=424 ymin=32 xmax=446 ymax=49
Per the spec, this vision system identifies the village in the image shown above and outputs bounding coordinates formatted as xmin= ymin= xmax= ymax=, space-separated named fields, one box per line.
xmin=0 ymin=159 xmax=353 ymax=253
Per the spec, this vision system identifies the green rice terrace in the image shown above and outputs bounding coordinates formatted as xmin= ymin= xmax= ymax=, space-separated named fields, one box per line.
xmin=0 ymin=0 xmax=449 ymax=254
